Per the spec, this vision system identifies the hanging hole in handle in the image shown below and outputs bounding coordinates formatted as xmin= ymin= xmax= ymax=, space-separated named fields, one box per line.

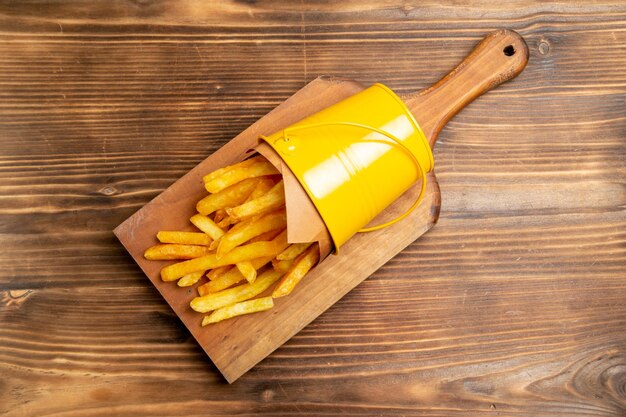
xmin=503 ymin=45 xmax=516 ymax=56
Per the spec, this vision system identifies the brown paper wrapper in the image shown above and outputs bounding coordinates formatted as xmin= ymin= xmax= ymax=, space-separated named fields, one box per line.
xmin=254 ymin=142 xmax=333 ymax=259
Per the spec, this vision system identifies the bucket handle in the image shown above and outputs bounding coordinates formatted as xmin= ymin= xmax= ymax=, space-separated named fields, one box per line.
xmin=281 ymin=122 xmax=428 ymax=233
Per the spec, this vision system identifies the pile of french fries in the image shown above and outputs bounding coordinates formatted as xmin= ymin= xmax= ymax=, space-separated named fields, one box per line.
xmin=144 ymin=155 xmax=320 ymax=325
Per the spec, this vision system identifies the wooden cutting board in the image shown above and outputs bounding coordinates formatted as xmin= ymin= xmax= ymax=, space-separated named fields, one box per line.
xmin=114 ymin=29 xmax=528 ymax=383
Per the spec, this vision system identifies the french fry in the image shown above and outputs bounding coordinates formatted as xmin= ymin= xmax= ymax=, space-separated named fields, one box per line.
xmin=191 ymin=268 xmax=283 ymax=313
xmin=177 ymin=271 xmax=205 ymax=287
xmin=243 ymin=255 xmax=274 ymax=271
xmin=190 ymin=214 xmax=225 ymax=241
xmin=198 ymin=268 xmax=244 ymax=296
xmin=276 ymin=243 xmax=312 ymax=261
xmin=144 ymin=244 xmax=212 ymax=261
xmin=217 ymin=210 xmax=287 ymax=258
xmin=272 ymin=244 xmax=320 ymax=298
xmin=210 ymin=219 xmax=243 ymax=250
xmin=213 ymin=209 xmax=227 ymax=223
xmin=227 ymin=180 xmax=285 ymax=221
xmin=206 ymin=265 xmax=231 ymax=281
xmin=156 ymin=231 xmax=212 ymax=246
xmin=209 ymin=238 xmax=221 ymax=251
xmin=202 ymin=296 xmax=274 ymax=325
xmin=204 ymin=160 xmax=279 ymax=193
xmin=198 ymin=256 xmax=272 ymax=295
xmin=236 ymin=261 xmax=257 ymax=283
xmin=271 ymin=258 xmax=294 ymax=273
xmin=248 ymin=228 xmax=284 ymax=243
xmin=217 ymin=216 xmax=235 ymax=229
xmin=211 ymin=217 xmax=266 ymax=250
xmin=202 ymin=155 xmax=264 ymax=185
xmin=196 ymin=178 xmax=258 ymax=216
xmin=247 ymin=178 xmax=276 ymax=200
xmin=161 ymin=230 xmax=288 ymax=281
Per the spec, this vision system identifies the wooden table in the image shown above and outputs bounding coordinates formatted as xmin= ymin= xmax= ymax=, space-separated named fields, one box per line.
xmin=1 ymin=1 xmax=625 ymax=415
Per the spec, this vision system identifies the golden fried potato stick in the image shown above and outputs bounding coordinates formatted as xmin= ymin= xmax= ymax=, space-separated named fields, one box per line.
xmin=144 ymin=244 xmax=212 ymax=261
xmin=196 ymin=178 xmax=258 ymax=216
xmin=203 ymin=178 xmax=276 ymax=228
xmin=161 ymin=230 xmax=288 ymax=281
xmin=213 ymin=209 xmax=227 ymax=223
xmin=156 ymin=231 xmax=212 ymax=246
xmin=198 ymin=268 xmax=243 ymax=296
xmin=206 ymin=265 xmax=231 ymax=281
xmin=276 ymin=243 xmax=312 ymax=261
xmin=197 ymin=256 xmax=272 ymax=295
xmin=190 ymin=214 xmax=225 ymax=241
xmin=217 ymin=210 xmax=287 ymax=258
xmin=202 ymin=296 xmax=274 ymax=325
xmin=191 ymin=268 xmax=283 ymax=313
xmin=210 ymin=218 xmax=247 ymax=250
xmin=272 ymin=244 xmax=320 ymax=298
xmin=243 ymin=255 xmax=274 ymax=271
xmin=216 ymin=216 xmax=235 ymax=229
xmin=177 ymin=270 xmax=205 ymax=287
xmin=204 ymin=160 xmax=279 ymax=194
xmin=201 ymin=155 xmax=264 ymax=184
xmin=208 ymin=238 xmax=221 ymax=251
xmin=236 ymin=261 xmax=257 ymax=283
xmin=247 ymin=177 xmax=276 ymax=200
xmin=248 ymin=228 xmax=284 ymax=243
xmin=271 ymin=258 xmax=295 ymax=273
xmin=227 ymin=180 xmax=285 ymax=221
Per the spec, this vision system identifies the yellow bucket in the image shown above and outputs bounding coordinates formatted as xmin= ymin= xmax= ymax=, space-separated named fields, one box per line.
xmin=260 ymin=83 xmax=434 ymax=251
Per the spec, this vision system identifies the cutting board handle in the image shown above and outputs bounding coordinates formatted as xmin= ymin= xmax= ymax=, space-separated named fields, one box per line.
xmin=404 ymin=29 xmax=528 ymax=147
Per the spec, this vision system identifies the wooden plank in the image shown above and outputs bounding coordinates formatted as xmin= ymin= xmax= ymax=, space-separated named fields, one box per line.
xmin=0 ymin=0 xmax=625 ymax=415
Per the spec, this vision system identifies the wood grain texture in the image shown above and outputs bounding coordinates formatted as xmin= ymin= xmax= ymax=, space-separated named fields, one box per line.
xmin=405 ymin=29 xmax=529 ymax=146
xmin=0 ymin=0 xmax=625 ymax=415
